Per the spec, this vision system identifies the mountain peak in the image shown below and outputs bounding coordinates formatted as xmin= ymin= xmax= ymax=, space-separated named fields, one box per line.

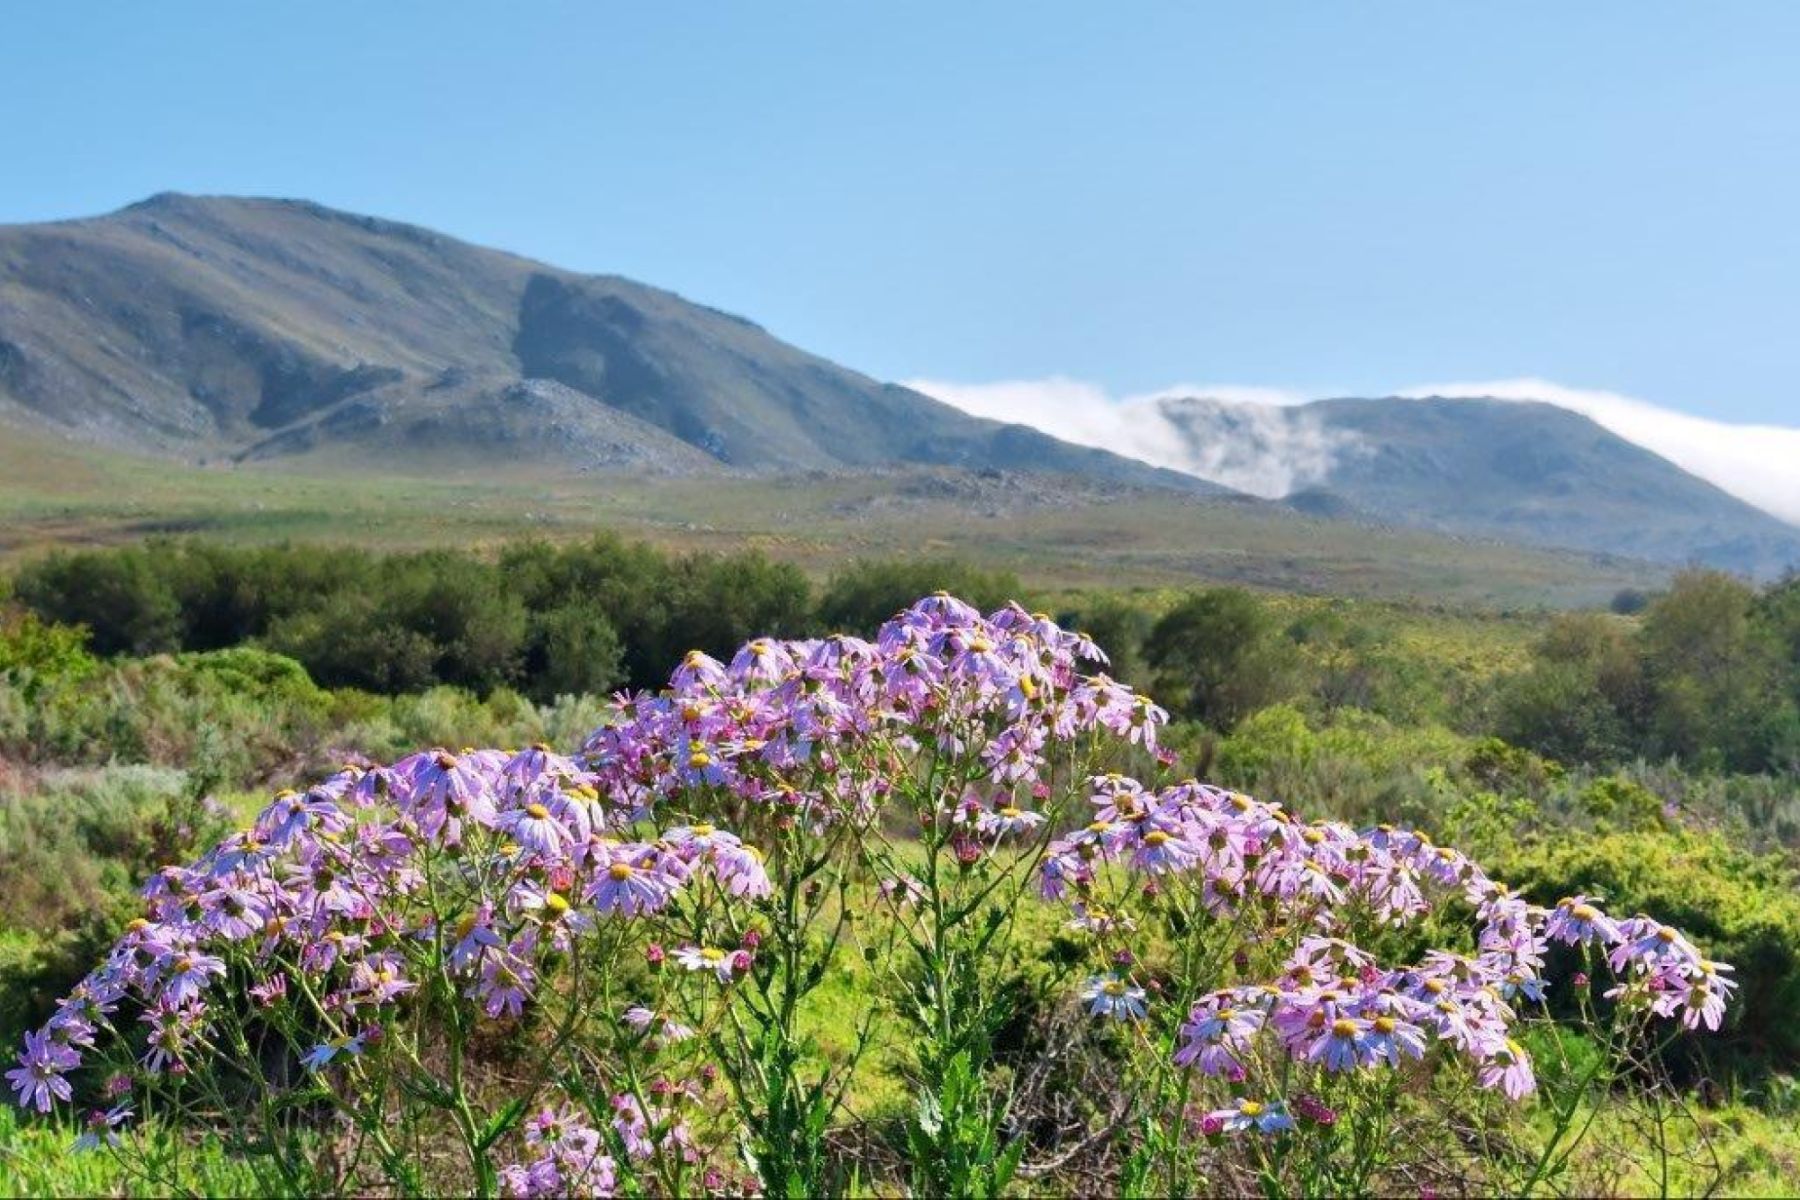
xmin=0 ymin=196 xmax=1217 ymax=495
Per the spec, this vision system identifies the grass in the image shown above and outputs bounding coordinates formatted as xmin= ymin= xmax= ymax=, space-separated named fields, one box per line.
xmin=0 ymin=1104 xmax=264 ymax=1198
xmin=0 ymin=422 xmax=1667 ymax=609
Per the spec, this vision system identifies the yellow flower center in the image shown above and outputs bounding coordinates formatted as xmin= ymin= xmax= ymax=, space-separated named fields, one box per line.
xmin=1374 ymin=1016 xmax=1397 ymax=1034
xmin=1331 ymin=1018 xmax=1358 ymax=1038
xmin=1143 ymin=830 xmax=1171 ymax=847
xmin=691 ymin=823 xmax=715 ymax=837
xmin=689 ymin=751 xmax=712 ymax=769
xmin=701 ymin=947 xmax=726 ymax=963
xmin=999 ymin=806 xmax=1022 ymax=819
xmin=608 ymin=862 xmax=635 ymax=881
xmin=525 ymin=803 xmax=550 ymax=820
xmin=1103 ymin=980 xmax=1128 ymax=996
xmin=544 ymin=892 xmax=570 ymax=916
xmin=1571 ymin=903 xmax=1599 ymax=921
xmin=1240 ymin=1101 xmax=1265 ymax=1117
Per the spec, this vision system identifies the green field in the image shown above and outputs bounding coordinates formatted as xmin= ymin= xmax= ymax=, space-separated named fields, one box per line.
xmin=0 ymin=422 xmax=1667 ymax=609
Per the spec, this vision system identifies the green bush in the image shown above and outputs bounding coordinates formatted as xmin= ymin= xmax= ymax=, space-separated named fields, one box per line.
xmin=1489 ymin=827 xmax=1800 ymax=1069
xmin=1145 ymin=588 xmax=1298 ymax=731
xmin=816 ymin=558 xmax=1023 ymax=635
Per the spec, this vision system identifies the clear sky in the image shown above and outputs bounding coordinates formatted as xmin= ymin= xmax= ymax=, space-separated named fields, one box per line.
xmin=4 ymin=3 xmax=1799 ymax=426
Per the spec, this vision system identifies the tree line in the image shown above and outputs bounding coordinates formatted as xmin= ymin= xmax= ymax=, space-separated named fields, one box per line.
xmin=4 ymin=539 xmax=1022 ymax=701
xmin=10 ymin=538 xmax=1798 ymax=776
xmin=1064 ymin=570 xmax=1800 ymax=777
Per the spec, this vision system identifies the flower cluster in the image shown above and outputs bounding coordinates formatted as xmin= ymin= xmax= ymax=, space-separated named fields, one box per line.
xmin=4 ymin=743 xmax=764 ymax=1128
xmin=578 ymin=593 xmax=1165 ymax=836
xmin=1041 ymin=776 xmax=1736 ymax=1106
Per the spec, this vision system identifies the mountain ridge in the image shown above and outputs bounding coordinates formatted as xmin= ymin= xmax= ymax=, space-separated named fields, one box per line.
xmin=1153 ymin=393 xmax=1800 ymax=577
xmin=0 ymin=193 xmax=1220 ymax=492
xmin=2 ymin=193 xmax=1795 ymax=578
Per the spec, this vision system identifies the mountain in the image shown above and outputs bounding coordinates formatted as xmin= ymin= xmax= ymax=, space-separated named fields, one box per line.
xmin=0 ymin=193 xmax=1219 ymax=490
xmin=3 ymin=194 xmax=1793 ymax=580
xmin=1156 ymin=394 xmax=1800 ymax=578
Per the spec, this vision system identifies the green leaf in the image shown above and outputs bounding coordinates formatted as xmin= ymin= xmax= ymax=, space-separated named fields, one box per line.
xmin=476 ymin=1096 xmax=529 ymax=1153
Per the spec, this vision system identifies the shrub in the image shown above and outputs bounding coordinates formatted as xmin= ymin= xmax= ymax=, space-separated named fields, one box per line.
xmin=1144 ymin=588 xmax=1298 ymax=731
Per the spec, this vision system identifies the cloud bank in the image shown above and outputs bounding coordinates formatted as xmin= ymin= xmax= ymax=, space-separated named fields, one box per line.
xmin=906 ymin=375 xmax=1800 ymax=525
xmin=903 ymin=377 xmax=1336 ymax=497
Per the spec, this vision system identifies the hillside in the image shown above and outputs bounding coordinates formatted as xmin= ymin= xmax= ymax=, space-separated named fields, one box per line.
xmin=0 ymin=193 xmax=1215 ymax=490
xmin=1156 ymin=394 xmax=1800 ymax=577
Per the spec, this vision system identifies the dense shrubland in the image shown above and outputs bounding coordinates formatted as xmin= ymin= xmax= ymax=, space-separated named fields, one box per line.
xmin=1 ymin=544 xmax=1797 ymax=1195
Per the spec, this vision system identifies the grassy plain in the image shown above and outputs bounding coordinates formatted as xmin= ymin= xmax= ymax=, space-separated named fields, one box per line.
xmin=0 ymin=422 xmax=1666 ymax=609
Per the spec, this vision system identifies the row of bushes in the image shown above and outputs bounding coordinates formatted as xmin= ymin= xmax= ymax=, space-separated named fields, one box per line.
xmin=6 ymin=539 xmax=1023 ymax=699
xmin=12 ymin=540 xmax=1800 ymax=775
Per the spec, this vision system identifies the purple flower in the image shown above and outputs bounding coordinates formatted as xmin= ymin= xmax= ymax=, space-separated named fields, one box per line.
xmin=1174 ymin=998 xmax=1264 ymax=1074
xmin=1206 ymin=1098 xmax=1294 ymax=1135
xmin=1307 ymin=1016 xmax=1371 ymax=1072
xmin=498 ymin=801 xmax=574 ymax=858
xmin=155 ymin=951 xmax=226 ymax=1007
xmin=1478 ymin=1039 xmax=1536 ymax=1099
xmin=1080 ymin=974 xmax=1148 ymax=1021
xmin=674 ymin=945 xmax=739 ymax=984
xmin=7 ymin=1031 xmax=78 ymax=1112
xmin=1545 ymin=896 xmax=1623 ymax=946
xmin=449 ymin=903 xmax=504 ymax=971
xmin=975 ymin=804 xmax=1046 ymax=838
xmin=302 ymin=1032 xmax=366 ymax=1072
xmin=586 ymin=848 xmax=676 ymax=916
xmin=1363 ymin=1013 xmax=1428 ymax=1067
xmin=72 ymin=1102 xmax=133 ymax=1152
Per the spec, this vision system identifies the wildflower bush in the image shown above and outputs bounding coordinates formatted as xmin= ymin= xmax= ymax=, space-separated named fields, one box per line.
xmin=6 ymin=595 xmax=1739 ymax=1196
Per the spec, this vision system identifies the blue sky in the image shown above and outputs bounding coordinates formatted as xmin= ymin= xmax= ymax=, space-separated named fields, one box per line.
xmin=4 ymin=4 xmax=1799 ymax=430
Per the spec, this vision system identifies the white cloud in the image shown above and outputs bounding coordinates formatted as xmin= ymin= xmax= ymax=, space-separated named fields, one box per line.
xmin=903 ymin=377 xmax=1334 ymax=497
xmin=1400 ymin=378 xmax=1800 ymax=526
xmin=907 ymin=374 xmax=1800 ymax=525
